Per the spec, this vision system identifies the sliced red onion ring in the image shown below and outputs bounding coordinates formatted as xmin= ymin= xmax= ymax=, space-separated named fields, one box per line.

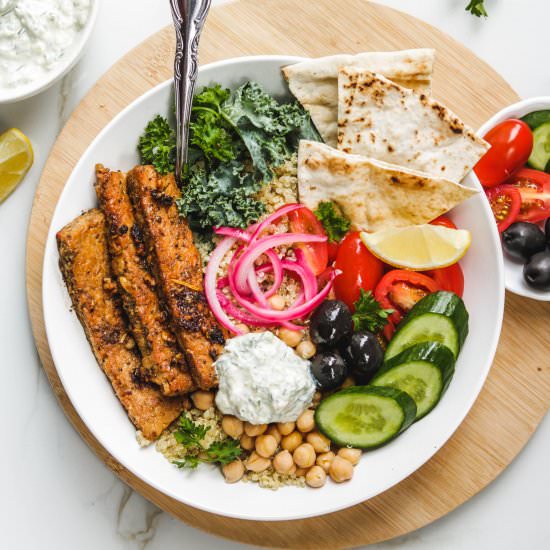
xmin=248 ymin=203 xmax=304 ymax=244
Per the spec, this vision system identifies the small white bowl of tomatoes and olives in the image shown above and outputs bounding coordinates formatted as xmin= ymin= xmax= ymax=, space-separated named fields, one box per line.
xmin=476 ymin=97 xmax=550 ymax=300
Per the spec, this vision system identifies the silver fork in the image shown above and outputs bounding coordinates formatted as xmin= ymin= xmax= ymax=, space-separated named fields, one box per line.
xmin=170 ymin=0 xmax=211 ymax=184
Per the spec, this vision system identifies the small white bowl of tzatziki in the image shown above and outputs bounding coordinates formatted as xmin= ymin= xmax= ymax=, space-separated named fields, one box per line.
xmin=0 ymin=0 xmax=99 ymax=103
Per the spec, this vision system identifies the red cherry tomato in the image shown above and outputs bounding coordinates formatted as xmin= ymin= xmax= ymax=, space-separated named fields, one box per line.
xmin=475 ymin=119 xmax=533 ymax=188
xmin=327 ymin=241 xmax=340 ymax=264
xmin=485 ymin=184 xmax=522 ymax=233
xmin=289 ymin=207 xmax=328 ymax=276
xmin=430 ymin=216 xmax=458 ymax=230
xmin=506 ymin=168 xmax=550 ymax=223
xmin=334 ymin=232 xmax=384 ymax=310
xmin=374 ymin=270 xmax=440 ymax=326
xmin=426 ymin=263 xmax=464 ymax=298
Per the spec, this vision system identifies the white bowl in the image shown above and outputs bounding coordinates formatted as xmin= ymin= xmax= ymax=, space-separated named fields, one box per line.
xmin=0 ymin=0 xmax=99 ymax=104
xmin=42 ymin=55 xmax=505 ymax=521
xmin=478 ymin=97 xmax=550 ymax=302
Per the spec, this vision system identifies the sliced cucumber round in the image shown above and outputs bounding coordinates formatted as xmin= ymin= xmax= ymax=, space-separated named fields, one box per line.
xmin=372 ymin=342 xmax=455 ymax=420
xmin=522 ymin=110 xmax=550 ymax=131
xmin=528 ymin=122 xmax=550 ymax=173
xmin=386 ymin=291 xmax=468 ymax=361
xmin=314 ymin=386 xmax=417 ymax=449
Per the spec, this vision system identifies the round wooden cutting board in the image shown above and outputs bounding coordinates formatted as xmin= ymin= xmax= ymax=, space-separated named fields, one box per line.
xmin=26 ymin=0 xmax=550 ymax=547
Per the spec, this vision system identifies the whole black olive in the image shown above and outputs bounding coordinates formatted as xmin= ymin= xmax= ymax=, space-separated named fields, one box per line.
xmin=524 ymin=251 xmax=550 ymax=290
xmin=310 ymin=300 xmax=353 ymax=347
xmin=545 ymin=218 xmax=550 ymax=245
xmin=310 ymin=351 xmax=348 ymax=391
xmin=341 ymin=331 xmax=384 ymax=384
xmin=502 ymin=222 xmax=546 ymax=262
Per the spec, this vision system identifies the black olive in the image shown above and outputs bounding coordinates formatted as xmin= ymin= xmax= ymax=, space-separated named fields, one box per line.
xmin=310 ymin=351 xmax=348 ymax=391
xmin=341 ymin=331 xmax=384 ymax=383
xmin=524 ymin=251 xmax=550 ymax=290
xmin=545 ymin=218 xmax=550 ymax=245
xmin=502 ymin=222 xmax=546 ymax=262
xmin=310 ymin=300 xmax=353 ymax=347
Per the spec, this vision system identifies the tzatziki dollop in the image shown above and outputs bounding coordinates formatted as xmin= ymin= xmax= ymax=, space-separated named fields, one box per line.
xmin=215 ymin=332 xmax=316 ymax=424
xmin=0 ymin=0 xmax=92 ymax=89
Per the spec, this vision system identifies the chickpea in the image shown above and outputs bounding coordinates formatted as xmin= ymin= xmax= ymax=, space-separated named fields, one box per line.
xmin=293 ymin=443 xmax=316 ymax=469
xmin=338 ymin=447 xmax=362 ymax=466
xmin=191 ymin=390 xmax=214 ymax=411
xmin=296 ymin=340 xmax=316 ymax=359
xmin=306 ymin=431 xmax=331 ymax=453
xmin=281 ymin=431 xmax=303 ymax=452
xmin=295 ymin=467 xmax=308 ymax=477
xmin=277 ymin=421 xmax=295 ymax=436
xmin=316 ymin=451 xmax=335 ymax=473
xmin=296 ymin=409 xmax=315 ymax=433
xmin=278 ymin=327 xmax=302 ymax=348
xmin=329 ymin=456 xmax=354 ymax=483
xmin=312 ymin=391 xmax=322 ymax=406
xmin=222 ymin=459 xmax=245 ymax=483
xmin=245 ymin=451 xmax=271 ymax=473
xmin=306 ymin=465 xmax=327 ymax=488
xmin=341 ymin=376 xmax=355 ymax=389
xmin=234 ymin=323 xmax=250 ymax=334
xmin=255 ymin=434 xmax=278 ymax=458
xmin=266 ymin=425 xmax=281 ymax=444
xmin=288 ymin=463 xmax=297 ymax=475
xmin=182 ymin=397 xmax=192 ymax=411
xmin=244 ymin=422 xmax=267 ymax=437
xmin=272 ymin=450 xmax=294 ymax=475
xmin=221 ymin=416 xmax=244 ymax=439
xmin=268 ymin=295 xmax=285 ymax=310
xmin=240 ymin=433 xmax=255 ymax=451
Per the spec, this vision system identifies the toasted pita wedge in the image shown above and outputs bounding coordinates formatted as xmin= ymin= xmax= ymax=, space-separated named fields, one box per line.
xmin=337 ymin=68 xmax=489 ymax=182
xmin=282 ymin=49 xmax=435 ymax=146
xmin=297 ymin=141 xmax=478 ymax=232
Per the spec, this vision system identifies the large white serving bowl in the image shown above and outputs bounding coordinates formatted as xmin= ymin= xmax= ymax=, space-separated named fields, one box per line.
xmin=0 ymin=0 xmax=99 ymax=103
xmin=478 ymin=97 xmax=550 ymax=302
xmin=42 ymin=56 xmax=505 ymax=521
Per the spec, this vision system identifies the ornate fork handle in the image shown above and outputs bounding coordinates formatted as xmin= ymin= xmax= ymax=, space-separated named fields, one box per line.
xmin=170 ymin=0 xmax=211 ymax=183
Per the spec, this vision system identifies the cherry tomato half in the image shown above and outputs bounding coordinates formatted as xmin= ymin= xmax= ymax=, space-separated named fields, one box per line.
xmin=327 ymin=241 xmax=340 ymax=264
xmin=374 ymin=270 xmax=439 ymax=326
xmin=430 ymin=216 xmax=458 ymax=230
xmin=426 ymin=263 xmax=464 ymax=298
xmin=506 ymin=168 xmax=550 ymax=223
xmin=334 ymin=232 xmax=384 ymax=310
xmin=289 ymin=207 xmax=328 ymax=276
xmin=485 ymin=184 xmax=522 ymax=233
xmin=475 ymin=119 xmax=534 ymax=188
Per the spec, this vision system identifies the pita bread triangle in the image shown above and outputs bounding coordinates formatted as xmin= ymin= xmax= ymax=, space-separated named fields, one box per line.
xmin=297 ymin=140 xmax=478 ymax=233
xmin=337 ymin=67 xmax=489 ymax=182
xmin=282 ymin=49 xmax=436 ymax=147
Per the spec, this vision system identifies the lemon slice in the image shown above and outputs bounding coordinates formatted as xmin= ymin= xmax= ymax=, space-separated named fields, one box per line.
xmin=360 ymin=225 xmax=471 ymax=270
xmin=0 ymin=128 xmax=34 ymax=204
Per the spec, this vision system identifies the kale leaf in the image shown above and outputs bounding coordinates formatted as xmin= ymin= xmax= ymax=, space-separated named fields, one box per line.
xmin=314 ymin=201 xmax=351 ymax=243
xmin=352 ymin=289 xmax=394 ymax=333
xmin=466 ymin=0 xmax=488 ymax=17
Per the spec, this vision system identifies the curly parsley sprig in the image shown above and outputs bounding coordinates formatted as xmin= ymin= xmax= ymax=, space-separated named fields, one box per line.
xmin=352 ymin=289 xmax=394 ymax=334
xmin=466 ymin=0 xmax=488 ymax=17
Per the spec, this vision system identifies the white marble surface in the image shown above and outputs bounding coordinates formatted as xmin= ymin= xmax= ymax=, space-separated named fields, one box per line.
xmin=1 ymin=1 xmax=549 ymax=548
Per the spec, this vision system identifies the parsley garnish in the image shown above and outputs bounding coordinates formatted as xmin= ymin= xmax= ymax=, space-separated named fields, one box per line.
xmin=314 ymin=201 xmax=351 ymax=243
xmin=352 ymin=289 xmax=394 ymax=333
xmin=171 ymin=414 xmax=242 ymax=469
xmin=137 ymin=115 xmax=176 ymax=175
xmin=466 ymin=0 xmax=488 ymax=17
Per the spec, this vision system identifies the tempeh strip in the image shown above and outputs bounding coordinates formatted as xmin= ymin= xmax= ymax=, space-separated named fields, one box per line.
xmin=95 ymin=165 xmax=194 ymax=396
xmin=56 ymin=209 xmax=185 ymax=440
xmin=127 ymin=166 xmax=225 ymax=389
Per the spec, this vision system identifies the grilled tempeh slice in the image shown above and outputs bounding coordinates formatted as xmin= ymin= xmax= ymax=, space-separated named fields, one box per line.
xmin=127 ymin=166 xmax=225 ymax=389
xmin=95 ymin=166 xmax=194 ymax=396
xmin=57 ymin=209 xmax=185 ymax=440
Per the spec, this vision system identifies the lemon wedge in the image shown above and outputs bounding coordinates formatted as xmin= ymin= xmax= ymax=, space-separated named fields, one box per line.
xmin=360 ymin=225 xmax=471 ymax=270
xmin=0 ymin=128 xmax=34 ymax=204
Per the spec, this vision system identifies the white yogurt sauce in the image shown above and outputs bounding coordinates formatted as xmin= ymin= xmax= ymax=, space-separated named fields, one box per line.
xmin=215 ymin=332 xmax=316 ymax=424
xmin=0 ymin=0 xmax=92 ymax=89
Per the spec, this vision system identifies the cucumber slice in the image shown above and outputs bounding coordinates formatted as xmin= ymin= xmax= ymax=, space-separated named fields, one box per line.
xmin=522 ymin=110 xmax=550 ymax=130
xmin=528 ymin=122 xmax=550 ymax=173
xmin=386 ymin=291 xmax=468 ymax=361
xmin=314 ymin=386 xmax=417 ymax=449
xmin=372 ymin=342 xmax=455 ymax=420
